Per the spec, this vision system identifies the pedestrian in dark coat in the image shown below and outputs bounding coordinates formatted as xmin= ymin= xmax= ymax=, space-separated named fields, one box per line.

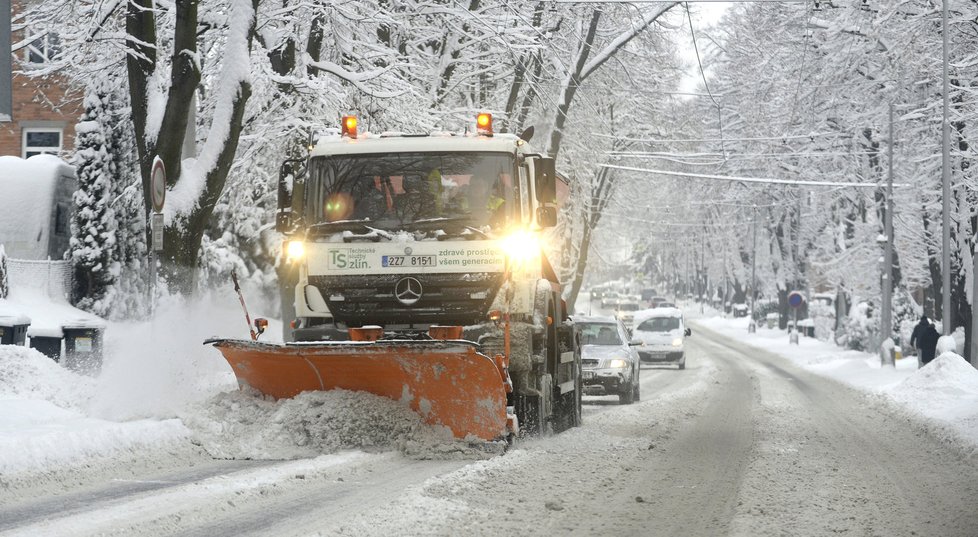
xmin=910 ymin=316 xmax=940 ymax=365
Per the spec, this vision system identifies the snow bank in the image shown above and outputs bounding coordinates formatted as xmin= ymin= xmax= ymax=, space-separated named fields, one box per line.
xmin=182 ymin=388 xmax=497 ymax=461
xmin=0 ymin=346 xmax=192 ymax=492
xmin=883 ymin=353 xmax=978 ymax=447
xmin=0 ymin=345 xmax=94 ymax=408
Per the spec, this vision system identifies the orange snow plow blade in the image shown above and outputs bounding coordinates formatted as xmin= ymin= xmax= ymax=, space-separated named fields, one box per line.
xmin=207 ymin=339 xmax=510 ymax=441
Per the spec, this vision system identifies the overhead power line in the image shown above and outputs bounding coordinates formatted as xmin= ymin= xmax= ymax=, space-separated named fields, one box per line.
xmin=599 ymin=164 xmax=909 ymax=188
xmin=591 ymin=132 xmax=847 ymax=144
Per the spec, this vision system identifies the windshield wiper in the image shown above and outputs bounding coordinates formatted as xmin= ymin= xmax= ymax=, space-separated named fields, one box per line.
xmin=307 ymin=219 xmax=376 ymax=233
xmin=403 ymin=217 xmax=491 ymax=240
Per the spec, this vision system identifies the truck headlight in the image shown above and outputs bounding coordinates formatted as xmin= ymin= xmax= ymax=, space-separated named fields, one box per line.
xmin=286 ymin=240 xmax=306 ymax=262
xmin=671 ymin=338 xmax=683 ymax=347
xmin=608 ymin=359 xmax=627 ymax=369
xmin=501 ymin=230 xmax=540 ymax=266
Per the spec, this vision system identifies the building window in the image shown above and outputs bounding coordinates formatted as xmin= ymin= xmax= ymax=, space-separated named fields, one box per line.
xmin=24 ymin=31 xmax=62 ymax=65
xmin=22 ymin=128 xmax=63 ymax=158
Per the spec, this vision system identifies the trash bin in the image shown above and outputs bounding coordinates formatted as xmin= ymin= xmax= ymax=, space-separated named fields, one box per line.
xmin=0 ymin=314 xmax=31 ymax=346
xmin=28 ymin=327 xmax=63 ymax=361
xmin=62 ymin=322 xmax=105 ymax=373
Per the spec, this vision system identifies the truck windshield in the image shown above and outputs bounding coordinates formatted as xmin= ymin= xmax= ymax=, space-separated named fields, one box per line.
xmin=305 ymin=152 xmax=516 ymax=231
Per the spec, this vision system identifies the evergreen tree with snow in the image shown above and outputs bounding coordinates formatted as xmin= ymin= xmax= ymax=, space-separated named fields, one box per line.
xmin=68 ymin=86 xmax=118 ymax=315
xmin=0 ymin=244 xmax=8 ymax=299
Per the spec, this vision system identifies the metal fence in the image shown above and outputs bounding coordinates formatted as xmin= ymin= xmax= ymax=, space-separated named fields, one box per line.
xmin=6 ymin=258 xmax=73 ymax=300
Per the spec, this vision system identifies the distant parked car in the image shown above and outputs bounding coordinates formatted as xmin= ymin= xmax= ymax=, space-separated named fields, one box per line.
xmin=732 ymin=303 xmax=749 ymax=317
xmin=655 ymin=301 xmax=676 ymax=309
xmin=573 ymin=316 xmax=641 ymax=404
xmin=631 ymin=308 xmax=691 ymax=369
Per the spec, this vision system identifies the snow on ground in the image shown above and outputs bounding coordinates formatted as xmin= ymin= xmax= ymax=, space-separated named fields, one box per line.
xmin=692 ymin=312 xmax=978 ymax=450
xmin=1 ymin=291 xmax=497 ymax=500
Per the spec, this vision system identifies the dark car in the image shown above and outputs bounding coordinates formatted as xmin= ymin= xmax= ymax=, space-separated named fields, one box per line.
xmin=650 ymin=296 xmax=669 ymax=308
xmin=573 ymin=316 xmax=641 ymax=404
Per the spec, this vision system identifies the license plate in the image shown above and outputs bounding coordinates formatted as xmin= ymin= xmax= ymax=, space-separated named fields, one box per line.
xmin=583 ymin=370 xmax=595 ymax=380
xmin=382 ymin=255 xmax=436 ymax=267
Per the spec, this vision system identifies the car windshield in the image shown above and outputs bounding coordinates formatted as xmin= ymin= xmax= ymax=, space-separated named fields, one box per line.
xmin=618 ymin=303 xmax=639 ymax=311
xmin=579 ymin=323 xmax=622 ymax=345
xmin=637 ymin=317 xmax=680 ymax=332
xmin=304 ymin=152 xmax=515 ymax=231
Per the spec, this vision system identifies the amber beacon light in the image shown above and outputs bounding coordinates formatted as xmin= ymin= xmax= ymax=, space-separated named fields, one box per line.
xmin=476 ymin=113 xmax=493 ymax=135
xmin=341 ymin=115 xmax=358 ymax=138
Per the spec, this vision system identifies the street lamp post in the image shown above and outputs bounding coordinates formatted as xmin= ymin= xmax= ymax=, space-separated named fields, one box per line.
xmin=941 ymin=0 xmax=952 ymax=336
xmin=880 ymin=103 xmax=895 ymax=366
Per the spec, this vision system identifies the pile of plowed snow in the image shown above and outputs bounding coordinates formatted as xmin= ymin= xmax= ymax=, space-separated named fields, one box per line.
xmin=182 ymin=388 xmax=501 ymax=460
xmin=890 ymin=352 xmax=978 ymax=396
xmin=0 ymin=345 xmax=94 ymax=408
xmin=883 ymin=352 xmax=978 ymax=449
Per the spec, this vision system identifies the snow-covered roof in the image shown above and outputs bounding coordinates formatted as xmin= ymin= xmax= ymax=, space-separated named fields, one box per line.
xmin=1 ymin=291 xmax=105 ymax=338
xmin=309 ymin=133 xmax=528 ymax=158
xmin=0 ymin=300 xmax=31 ymax=326
xmin=0 ymin=155 xmax=75 ymax=260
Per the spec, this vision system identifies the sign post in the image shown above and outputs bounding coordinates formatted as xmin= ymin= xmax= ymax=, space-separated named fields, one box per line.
xmin=150 ymin=157 xmax=166 ymax=311
xmin=788 ymin=290 xmax=804 ymax=345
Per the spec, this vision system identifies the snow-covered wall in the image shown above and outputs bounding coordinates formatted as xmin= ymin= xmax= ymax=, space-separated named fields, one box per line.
xmin=0 ymin=155 xmax=76 ymax=260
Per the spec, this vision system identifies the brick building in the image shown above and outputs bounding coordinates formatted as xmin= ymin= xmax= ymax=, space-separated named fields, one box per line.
xmin=0 ymin=0 xmax=81 ymax=159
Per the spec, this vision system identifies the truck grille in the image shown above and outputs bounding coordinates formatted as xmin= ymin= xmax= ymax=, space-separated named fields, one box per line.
xmin=309 ymin=272 xmax=503 ymax=327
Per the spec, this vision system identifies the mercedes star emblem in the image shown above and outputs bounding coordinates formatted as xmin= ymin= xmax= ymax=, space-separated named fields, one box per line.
xmin=394 ymin=277 xmax=422 ymax=306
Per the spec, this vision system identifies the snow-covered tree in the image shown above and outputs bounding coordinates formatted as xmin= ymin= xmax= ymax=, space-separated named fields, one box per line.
xmin=69 ymin=85 xmax=118 ymax=316
xmin=0 ymin=244 xmax=8 ymax=299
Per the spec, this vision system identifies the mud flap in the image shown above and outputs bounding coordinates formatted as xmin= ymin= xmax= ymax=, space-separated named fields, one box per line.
xmin=207 ymin=338 xmax=510 ymax=441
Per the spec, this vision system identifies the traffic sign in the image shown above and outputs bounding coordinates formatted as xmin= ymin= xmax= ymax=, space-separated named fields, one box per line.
xmin=151 ymin=156 xmax=166 ymax=213
xmin=788 ymin=291 xmax=805 ymax=308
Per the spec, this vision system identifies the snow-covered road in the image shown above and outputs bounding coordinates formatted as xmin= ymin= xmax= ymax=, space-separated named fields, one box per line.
xmin=2 ymin=325 xmax=976 ymax=536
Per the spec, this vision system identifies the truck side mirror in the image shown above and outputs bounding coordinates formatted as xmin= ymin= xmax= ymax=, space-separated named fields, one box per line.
xmin=536 ymin=206 xmax=557 ymax=228
xmin=276 ymin=160 xmax=303 ymax=233
xmin=535 ymin=157 xmax=556 ymax=203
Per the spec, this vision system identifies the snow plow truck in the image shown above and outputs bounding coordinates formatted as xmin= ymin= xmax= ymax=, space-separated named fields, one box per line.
xmin=208 ymin=114 xmax=582 ymax=442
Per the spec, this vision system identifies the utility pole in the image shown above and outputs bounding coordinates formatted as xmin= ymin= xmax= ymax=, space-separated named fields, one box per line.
xmin=0 ymin=0 xmax=12 ymax=122
xmin=880 ymin=103 xmax=895 ymax=366
xmin=941 ymin=0 xmax=952 ymax=336
xmin=749 ymin=206 xmax=758 ymax=333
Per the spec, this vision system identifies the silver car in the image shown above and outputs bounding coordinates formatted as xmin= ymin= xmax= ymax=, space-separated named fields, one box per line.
xmin=574 ymin=316 xmax=641 ymax=404
xmin=632 ymin=308 xmax=691 ymax=369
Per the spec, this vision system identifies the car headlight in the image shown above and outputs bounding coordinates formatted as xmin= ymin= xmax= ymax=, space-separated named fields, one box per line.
xmin=671 ymin=338 xmax=683 ymax=347
xmin=286 ymin=240 xmax=306 ymax=262
xmin=607 ymin=359 xmax=628 ymax=369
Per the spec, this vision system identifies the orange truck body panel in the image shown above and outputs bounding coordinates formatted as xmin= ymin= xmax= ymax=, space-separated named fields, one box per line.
xmin=209 ymin=339 xmax=509 ymax=441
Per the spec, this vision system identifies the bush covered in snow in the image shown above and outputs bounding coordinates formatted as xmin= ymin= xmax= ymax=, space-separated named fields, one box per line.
xmin=839 ymin=301 xmax=879 ymax=351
